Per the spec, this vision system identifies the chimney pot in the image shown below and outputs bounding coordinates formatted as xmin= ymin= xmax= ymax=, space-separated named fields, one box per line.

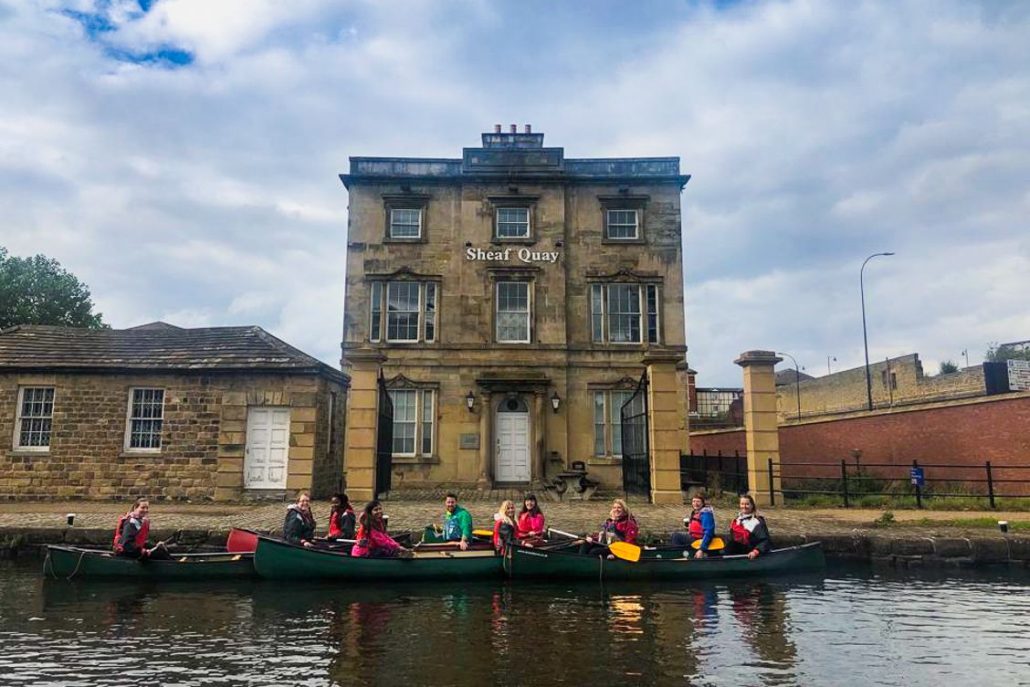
xmin=525 ymin=124 xmax=532 ymax=134
xmin=510 ymin=124 xmax=517 ymax=134
xmin=494 ymin=124 xmax=501 ymax=133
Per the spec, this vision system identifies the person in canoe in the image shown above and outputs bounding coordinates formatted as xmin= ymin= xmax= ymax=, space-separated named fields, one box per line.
xmin=728 ymin=494 xmax=772 ymax=560
xmin=283 ymin=491 xmax=317 ymax=548
xmin=327 ymin=492 xmax=356 ymax=540
xmin=516 ymin=493 xmax=546 ymax=547
xmin=352 ymin=500 xmax=413 ymax=558
xmin=442 ymin=493 xmax=473 ymax=550
xmin=492 ymin=500 xmax=518 ymax=552
xmin=113 ymin=498 xmax=171 ymax=560
xmin=581 ymin=498 xmax=639 ymax=557
xmin=671 ymin=492 xmax=717 ymax=558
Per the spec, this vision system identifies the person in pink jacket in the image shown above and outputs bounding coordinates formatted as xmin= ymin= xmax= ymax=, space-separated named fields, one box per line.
xmin=516 ymin=493 xmax=547 ymax=547
xmin=351 ymin=500 xmax=413 ymax=559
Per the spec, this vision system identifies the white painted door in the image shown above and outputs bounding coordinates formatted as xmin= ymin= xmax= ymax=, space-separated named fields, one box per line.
xmin=244 ymin=407 xmax=291 ymax=489
xmin=496 ymin=411 xmax=530 ymax=482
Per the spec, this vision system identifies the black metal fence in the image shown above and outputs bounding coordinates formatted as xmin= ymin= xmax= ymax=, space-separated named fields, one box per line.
xmin=680 ymin=453 xmax=1030 ymax=509
xmin=680 ymin=451 xmax=748 ymax=495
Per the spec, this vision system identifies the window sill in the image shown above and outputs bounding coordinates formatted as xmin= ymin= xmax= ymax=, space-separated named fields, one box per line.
xmin=9 ymin=449 xmax=50 ymax=457
xmin=384 ymin=237 xmax=426 ymax=244
xmin=390 ymin=455 xmax=440 ymax=465
xmin=601 ymin=237 xmax=646 ymax=245
xmin=588 ymin=457 xmax=623 ymax=466
xmin=119 ymin=451 xmax=165 ymax=460
xmin=490 ymin=237 xmax=537 ymax=245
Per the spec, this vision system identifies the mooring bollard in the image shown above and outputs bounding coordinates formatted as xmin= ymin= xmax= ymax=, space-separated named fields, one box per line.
xmin=66 ymin=513 xmax=75 ymax=527
xmin=998 ymin=520 xmax=1009 ymax=534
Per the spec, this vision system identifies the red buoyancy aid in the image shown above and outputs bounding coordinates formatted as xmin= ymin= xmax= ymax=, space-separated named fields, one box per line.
xmin=688 ymin=511 xmax=705 ymax=540
xmin=113 ymin=513 xmax=149 ymax=554
xmin=328 ymin=507 xmax=353 ymax=538
xmin=493 ymin=519 xmax=502 ymax=551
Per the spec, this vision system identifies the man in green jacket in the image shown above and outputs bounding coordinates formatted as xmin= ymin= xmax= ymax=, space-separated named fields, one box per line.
xmin=442 ymin=493 xmax=472 ymax=550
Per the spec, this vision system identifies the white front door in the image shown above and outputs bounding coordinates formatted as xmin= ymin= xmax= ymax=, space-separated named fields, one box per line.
xmin=496 ymin=409 xmax=531 ymax=483
xmin=244 ymin=407 xmax=291 ymax=489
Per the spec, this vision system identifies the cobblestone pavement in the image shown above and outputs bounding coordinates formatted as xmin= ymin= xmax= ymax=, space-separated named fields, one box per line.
xmin=1 ymin=495 xmax=1026 ymax=540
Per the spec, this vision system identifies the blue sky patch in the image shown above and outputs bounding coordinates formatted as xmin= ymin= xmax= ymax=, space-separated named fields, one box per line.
xmin=60 ymin=2 xmax=193 ymax=68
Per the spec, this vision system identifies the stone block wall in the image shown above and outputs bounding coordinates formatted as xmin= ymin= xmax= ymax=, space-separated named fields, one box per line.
xmin=0 ymin=371 xmax=344 ymax=501
xmin=776 ymin=354 xmax=986 ymax=419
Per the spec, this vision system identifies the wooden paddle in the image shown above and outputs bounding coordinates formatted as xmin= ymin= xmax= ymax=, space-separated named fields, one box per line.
xmin=691 ymin=536 xmax=726 ymax=551
xmin=548 ymin=528 xmax=641 ymax=562
xmin=472 ymin=529 xmax=494 ymax=538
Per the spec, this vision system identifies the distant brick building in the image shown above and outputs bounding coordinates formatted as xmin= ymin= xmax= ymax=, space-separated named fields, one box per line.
xmin=0 ymin=323 xmax=348 ymax=501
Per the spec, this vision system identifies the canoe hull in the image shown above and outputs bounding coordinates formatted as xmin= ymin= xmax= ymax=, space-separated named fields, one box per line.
xmin=505 ymin=542 xmax=825 ymax=580
xmin=253 ymin=535 xmax=504 ymax=580
xmin=44 ymin=546 xmax=255 ymax=580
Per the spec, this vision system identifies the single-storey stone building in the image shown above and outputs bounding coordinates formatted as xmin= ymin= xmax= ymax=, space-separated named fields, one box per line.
xmin=0 ymin=322 xmax=348 ymax=501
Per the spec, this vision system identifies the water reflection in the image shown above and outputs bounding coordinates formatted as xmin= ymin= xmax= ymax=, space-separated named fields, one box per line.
xmin=0 ymin=562 xmax=1024 ymax=687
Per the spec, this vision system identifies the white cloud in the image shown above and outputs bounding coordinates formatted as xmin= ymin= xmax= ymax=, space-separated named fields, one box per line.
xmin=0 ymin=0 xmax=1027 ymax=386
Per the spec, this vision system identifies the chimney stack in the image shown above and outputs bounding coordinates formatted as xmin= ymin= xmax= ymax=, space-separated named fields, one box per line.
xmin=494 ymin=124 xmax=501 ymax=133
xmin=525 ymin=124 xmax=532 ymax=133
xmin=510 ymin=124 xmax=517 ymax=134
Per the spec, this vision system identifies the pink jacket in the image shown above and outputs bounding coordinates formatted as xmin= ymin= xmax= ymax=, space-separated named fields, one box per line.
xmin=351 ymin=526 xmax=402 ymax=558
xmin=517 ymin=512 xmax=546 ymax=540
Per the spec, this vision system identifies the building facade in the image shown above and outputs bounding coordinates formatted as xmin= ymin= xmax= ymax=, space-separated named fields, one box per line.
xmin=340 ymin=126 xmax=691 ymax=500
xmin=0 ymin=323 xmax=348 ymax=501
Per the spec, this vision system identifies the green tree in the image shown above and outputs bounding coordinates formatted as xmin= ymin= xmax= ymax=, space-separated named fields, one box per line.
xmin=0 ymin=247 xmax=107 ymax=330
xmin=939 ymin=360 xmax=959 ymax=374
xmin=985 ymin=341 xmax=1030 ymax=362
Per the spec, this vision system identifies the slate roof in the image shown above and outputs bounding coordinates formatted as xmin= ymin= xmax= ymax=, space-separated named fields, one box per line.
xmin=0 ymin=323 xmax=348 ymax=384
xmin=775 ymin=369 xmax=815 ymax=385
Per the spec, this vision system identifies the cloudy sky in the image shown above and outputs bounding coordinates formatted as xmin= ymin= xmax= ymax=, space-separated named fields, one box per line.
xmin=2 ymin=0 xmax=1028 ymax=386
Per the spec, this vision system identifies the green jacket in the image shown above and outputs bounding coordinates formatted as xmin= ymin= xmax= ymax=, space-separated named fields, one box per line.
xmin=442 ymin=505 xmax=473 ymax=541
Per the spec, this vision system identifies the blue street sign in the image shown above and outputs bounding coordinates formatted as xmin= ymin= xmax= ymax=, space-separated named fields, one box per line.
xmin=910 ymin=467 xmax=925 ymax=487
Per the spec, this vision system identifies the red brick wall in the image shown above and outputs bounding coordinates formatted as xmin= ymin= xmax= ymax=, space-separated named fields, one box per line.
xmin=689 ymin=429 xmax=745 ymax=457
xmin=691 ymin=394 xmax=1030 ymax=495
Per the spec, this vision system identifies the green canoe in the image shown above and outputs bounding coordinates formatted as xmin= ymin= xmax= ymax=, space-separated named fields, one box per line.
xmin=43 ymin=545 xmax=255 ymax=580
xmin=253 ymin=535 xmax=504 ymax=580
xmin=504 ymin=542 xmax=825 ymax=580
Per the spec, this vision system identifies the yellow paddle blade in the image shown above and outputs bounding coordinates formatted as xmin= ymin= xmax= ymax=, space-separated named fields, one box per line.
xmin=472 ymin=529 xmax=494 ymax=538
xmin=690 ymin=537 xmax=726 ymax=551
xmin=608 ymin=541 xmax=641 ymax=562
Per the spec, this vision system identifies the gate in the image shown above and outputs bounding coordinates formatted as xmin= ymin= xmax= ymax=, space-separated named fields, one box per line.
xmin=621 ymin=371 xmax=651 ymax=500
xmin=374 ymin=371 xmax=394 ymax=498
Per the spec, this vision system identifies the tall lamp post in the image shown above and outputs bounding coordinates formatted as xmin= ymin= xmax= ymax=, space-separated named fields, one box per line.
xmin=777 ymin=352 xmax=803 ymax=421
xmin=861 ymin=252 xmax=894 ymax=411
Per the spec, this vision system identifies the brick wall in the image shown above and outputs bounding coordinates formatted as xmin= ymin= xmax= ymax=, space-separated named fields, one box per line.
xmin=0 ymin=371 xmax=345 ymax=501
xmin=692 ymin=392 xmax=1030 ymax=495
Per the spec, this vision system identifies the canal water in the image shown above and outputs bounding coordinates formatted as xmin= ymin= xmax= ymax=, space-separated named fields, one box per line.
xmin=0 ymin=559 xmax=1027 ymax=686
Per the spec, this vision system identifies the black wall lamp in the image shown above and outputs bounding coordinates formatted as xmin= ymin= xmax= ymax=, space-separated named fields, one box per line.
xmin=466 ymin=390 xmax=476 ymax=412
xmin=550 ymin=391 xmax=561 ymax=413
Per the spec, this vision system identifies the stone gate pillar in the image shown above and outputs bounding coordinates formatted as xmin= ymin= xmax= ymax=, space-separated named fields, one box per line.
xmin=644 ymin=352 xmax=689 ymax=504
xmin=341 ymin=348 xmax=386 ymax=502
xmin=734 ymin=350 xmax=783 ymax=506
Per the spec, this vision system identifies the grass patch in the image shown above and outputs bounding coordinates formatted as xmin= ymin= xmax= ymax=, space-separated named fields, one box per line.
xmin=907 ymin=517 xmax=1030 ymax=531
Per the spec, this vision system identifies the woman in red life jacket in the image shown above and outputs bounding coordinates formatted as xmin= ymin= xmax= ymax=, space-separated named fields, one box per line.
xmin=581 ymin=498 xmax=639 ymax=557
xmin=283 ymin=492 xmax=317 ymax=548
xmin=516 ymin=493 xmax=546 ymax=547
xmin=113 ymin=498 xmax=170 ymax=560
xmin=492 ymin=500 xmax=518 ymax=552
xmin=327 ymin=493 xmax=356 ymax=540
xmin=352 ymin=500 xmax=413 ymax=558
xmin=728 ymin=494 xmax=772 ymax=560
xmin=671 ymin=493 xmax=717 ymax=558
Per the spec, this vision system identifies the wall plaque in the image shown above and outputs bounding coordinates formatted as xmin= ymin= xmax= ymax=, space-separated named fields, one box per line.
xmin=459 ymin=433 xmax=480 ymax=450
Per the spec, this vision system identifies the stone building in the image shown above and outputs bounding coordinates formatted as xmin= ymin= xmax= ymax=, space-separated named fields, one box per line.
xmin=339 ymin=125 xmax=691 ymax=502
xmin=0 ymin=322 xmax=348 ymax=501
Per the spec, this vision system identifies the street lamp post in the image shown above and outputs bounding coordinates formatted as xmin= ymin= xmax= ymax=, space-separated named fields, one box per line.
xmin=861 ymin=252 xmax=894 ymax=411
xmin=777 ymin=352 xmax=803 ymax=421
